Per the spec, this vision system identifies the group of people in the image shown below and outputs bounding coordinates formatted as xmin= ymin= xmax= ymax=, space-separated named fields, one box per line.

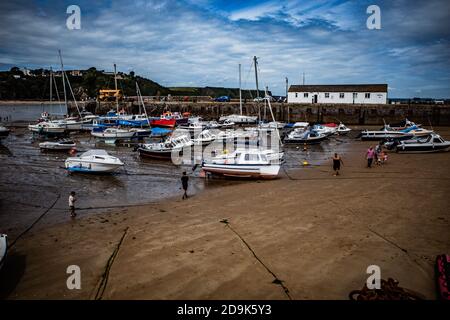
xmin=366 ymin=142 xmax=388 ymax=168
xmin=331 ymin=142 xmax=388 ymax=176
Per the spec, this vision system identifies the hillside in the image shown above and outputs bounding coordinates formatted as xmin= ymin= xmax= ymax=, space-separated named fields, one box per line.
xmin=0 ymin=67 xmax=271 ymax=100
xmin=0 ymin=67 xmax=169 ymax=100
xmin=169 ymin=86 xmax=270 ymax=99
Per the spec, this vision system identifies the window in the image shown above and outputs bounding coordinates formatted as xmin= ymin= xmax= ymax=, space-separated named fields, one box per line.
xmin=365 ymin=93 xmax=371 ymax=99
xmin=325 ymin=93 xmax=330 ymax=98
xmin=339 ymin=93 xmax=345 ymax=99
xmin=304 ymin=93 xmax=309 ymax=98
xmin=295 ymin=93 xmax=298 ymax=98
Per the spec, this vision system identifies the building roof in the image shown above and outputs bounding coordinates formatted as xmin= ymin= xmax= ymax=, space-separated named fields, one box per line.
xmin=288 ymin=84 xmax=388 ymax=93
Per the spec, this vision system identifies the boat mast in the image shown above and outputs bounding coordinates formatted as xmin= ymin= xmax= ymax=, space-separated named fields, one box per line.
xmin=265 ymin=87 xmax=282 ymax=145
xmin=285 ymin=77 xmax=289 ymax=123
xmin=254 ymin=56 xmax=260 ymax=122
xmin=136 ymin=82 xmax=150 ymax=126
xmin=114 ymin=63 xmax=119 ymax=114
xmin=49 ymin=67 xmax=52 ymax=103
xmin=239 ymin=63 xmax=242 ymax=116
xmin=58 ymin=50 xmax=68 ymax=116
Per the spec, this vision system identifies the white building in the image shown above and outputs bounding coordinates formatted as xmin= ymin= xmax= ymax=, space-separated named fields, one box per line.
xmin=288 ymin=84 xmax=388 ymax=104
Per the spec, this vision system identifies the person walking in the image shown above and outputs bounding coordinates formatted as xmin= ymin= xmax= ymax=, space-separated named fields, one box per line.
xmin=69 ymin=191 xmax=76 ymax=218
xmin=332 ymin=153 xmax=344 ymax=176
xmin=181 ymin=172 xmax=189 ymax=200
xmin=366 ymin=146 xmax=375 ymax=168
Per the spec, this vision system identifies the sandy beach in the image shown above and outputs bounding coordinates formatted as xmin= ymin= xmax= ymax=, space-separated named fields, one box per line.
xmin=1 ymin=134 xmax=449 ymax=300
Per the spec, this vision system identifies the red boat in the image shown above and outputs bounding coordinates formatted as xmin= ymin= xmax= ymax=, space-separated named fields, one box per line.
xmin=323 ymin=123 xmax=337 ymax=128
xmin=150 ymin=111 xmax=190 ymax=128
xmin=150 ymin=118 xmax=176 ymax=128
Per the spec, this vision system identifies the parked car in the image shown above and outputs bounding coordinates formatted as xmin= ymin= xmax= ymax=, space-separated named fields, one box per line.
xmin=214 ymin=96 xmax=230 ymax=102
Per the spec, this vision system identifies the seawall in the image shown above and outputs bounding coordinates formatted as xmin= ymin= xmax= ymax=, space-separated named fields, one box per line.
xmin=68 ymin=101 xmax=450 ymax=126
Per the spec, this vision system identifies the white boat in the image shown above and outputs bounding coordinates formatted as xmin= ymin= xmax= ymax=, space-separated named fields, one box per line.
xmin=395 ymin=133 xmax=450 ymax=153
xmin=138 ymin=135 xmax=193 ymax=159
xmin=65 ymin=149 xmax=124 ymax=173
xmin=293 ymin=122 xmax=310 ymax=129
xmin=0 ymin=234 xmax=7 ymax=271
xmin=399 ymin=125 xmax=433 ymax=137
xmin=360 ymin=125 xmax=414 ymax=141
xmin=312 ymin=124 xmax=337 ymax=136
xmin=91 ymin=127 xmax=137 ymax=141
xmin=284 ymin=128 xmax=328 ymax=144
xmin=28 ymin=122 xmax=66 ymax=135
xmin=202 ymin=148 xmax=280 ymax=179
xmin=0 ymin=126 xmax=10 ymax=140
xmin=259 ymin=121 xmax=285 ymax=129
xmin=336 ymin=123 xmax=352 ymax=135
xmin=219 ymin=114 xmax=258 ymax=124
xmin=39 ymin=140 xmax=76 ymax=150
xmin=193 ymin=130 xmax=216 ymax=146
xmin=220 ymin=119 xmax=235 ymax=128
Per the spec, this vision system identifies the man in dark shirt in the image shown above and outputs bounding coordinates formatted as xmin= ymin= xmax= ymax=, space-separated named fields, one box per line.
xmin=181 ymin=171 xmax=189 ymax=199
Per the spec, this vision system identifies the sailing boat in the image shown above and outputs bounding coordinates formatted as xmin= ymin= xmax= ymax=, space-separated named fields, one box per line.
xmin=219 ymin=63 xmax=257 ymax=124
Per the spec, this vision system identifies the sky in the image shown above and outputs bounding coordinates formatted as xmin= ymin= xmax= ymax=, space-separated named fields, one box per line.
xmin=0 ymin=0 xmax=449 ymax=98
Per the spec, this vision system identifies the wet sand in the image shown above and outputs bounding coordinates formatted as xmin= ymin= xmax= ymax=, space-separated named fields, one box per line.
xmin=1 ymin=131 xmax=449 ymax=300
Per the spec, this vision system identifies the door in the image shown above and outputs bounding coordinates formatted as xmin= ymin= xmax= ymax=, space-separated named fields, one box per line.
xmin=313 ymin=95 xmax=318 ymax=103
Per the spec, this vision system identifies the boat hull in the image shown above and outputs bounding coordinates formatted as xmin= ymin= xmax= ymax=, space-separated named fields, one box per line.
xmin=65 ymin=160 xmax=123 ymax=173
xmin=150 ymin=119 xmax=176 ymax=128
xmin=137 ymin=147 xmax=173 ymax=159
xmin=396 ymin=144 xmax=450 ymax=153
xmin=202 ymin=163 xmax=280 ymax=179
xmin=284 ymin=135 xmax=328 ymax=144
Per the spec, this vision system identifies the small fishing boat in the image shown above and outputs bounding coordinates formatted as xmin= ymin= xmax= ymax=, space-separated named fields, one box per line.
xmin=399 ymin=125 xmax=433 ymax=137
xmin=192 ymin=130 xmax=216 ymax=146
xmin=28 ymin=122 xmax=66 ymax=135
xmin=0 ymin=234 xmax=7 ymax=271
xmin=151 ymin=111 xmax=187 ymax=128
xmin=65 ymin=149 xmax=124 ymax=173
xmin=129 ymin=128 xmax=152 ymax=138
xmin=202 ymin=149 xmax=280 ymax=179
xmin=117 ymin=114 xmax=151 ymax=127
xmin=360 ymin=125 xmax=414 ymax=141
xmin=284 ymin=128 xmax=328 ymax=144
xmin=0 ymin=126 xmax=10 ymax=140
xmin=389 ymin=118 xmax=420 ymax=130
xmin=336 ymin=123 xmax=352 ymax=135
xmin=39 ymin=140 xmax=76 ymax=151
xmin=91 ymin=127 xmax=137 ymax=142
xmin=137 ymin=135 xmax=193 ymax=159
xmin=395 ymin=133 xmax=450 ymax=153
xmin=292 ymin=122 xmax=310 ymax=129
xmin=312 ymin=124 xmax=337 ymax=136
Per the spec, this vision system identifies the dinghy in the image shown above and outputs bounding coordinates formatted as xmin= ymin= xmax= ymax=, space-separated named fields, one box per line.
xmin=202 ymin=149 xmax=280 ymax=179
xmin=65 ymin=149 xmax=124 ymax=173
xmin=395 ymin=133 xmax=450 ymax=153
xmin=336 ymin=123 xmax=352 ymax=135
xmin=39 ymin=140 xmax=76 ymax=151
xmin=284 ymin=128 xmax=328 ymax=144
xmin=28 ymin=122 xmax=66 ymax=136
xmin=137 ymin=135 xmax=193 ymax=159
xmin=0 ymin=234 xmax=7 ymax=271
xmin=91 ymin=127 xmax=137 ymax=142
